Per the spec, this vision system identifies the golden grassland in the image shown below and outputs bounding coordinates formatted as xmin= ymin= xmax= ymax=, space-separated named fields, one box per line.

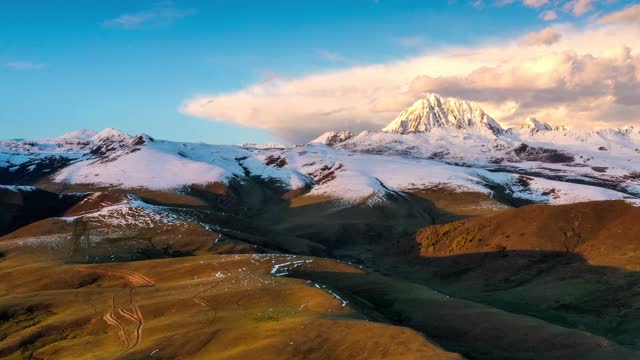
xmin=0 ymin=249 xmax=462 ymax=360
xmin=2 ymin=182 xmax=640 ymax=360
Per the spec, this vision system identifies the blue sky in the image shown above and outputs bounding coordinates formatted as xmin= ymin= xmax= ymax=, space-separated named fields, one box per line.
xmin=1 ymin=0 xmax=638 ymax=143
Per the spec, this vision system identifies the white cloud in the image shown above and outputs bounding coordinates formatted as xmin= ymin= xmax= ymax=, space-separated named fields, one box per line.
xmin=181 ymin=23 xmax=640 ymax=143
xmin=540 ymin=10 xmax=558 ymax=20
xmin=598 ymin=4 xmax=640 ymax=24
xmin=103 ymin=2 xmax=195 ymax=29
xmin=495 ymin=0 xmax=550 ymax=9
xmin=313 ymin=49 xmax=349 ymax=63
xmin=5 ymin=62 xmax=45 ymax=70
xmin=496 ymin=0 xmax=605 ymax=18
xmin=523 ymin=0 xmax=549 ymax=8
xmin=472 ymin=0 xmax=486 ymax=9
xmin=564 ymin=0 xmax=595 ymax=16
xmin=520 ymin=27 xmax=563 ymax=46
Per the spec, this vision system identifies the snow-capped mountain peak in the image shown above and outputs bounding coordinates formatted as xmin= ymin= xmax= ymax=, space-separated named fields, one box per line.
xmin=619 ymin=125 xmax=636 ymax=135
xmin=91 ymin=128 xmax=132 ymax=143
xmin=520 ymin=117 xmax=553 ymax=132
xmin=55 ymin=129 xmax=98 ymax=142
xmin=310 ymin=131 xmax=355 ymax=146
xmin=87 ymin=128 xmax=136 ymax=157
xmin=381 ymin=93 xmax=504 ymax=136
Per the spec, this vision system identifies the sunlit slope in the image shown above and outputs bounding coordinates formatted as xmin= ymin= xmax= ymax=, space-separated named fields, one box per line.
xmin=0 ymin=250 xmax=463 ymax=360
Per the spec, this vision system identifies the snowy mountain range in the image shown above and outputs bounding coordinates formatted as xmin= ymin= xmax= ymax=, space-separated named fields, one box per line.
xmin=2 ymin=94 xmax=639 ymax=207
xmin=315 ymin=94 xmax=640 ymax=197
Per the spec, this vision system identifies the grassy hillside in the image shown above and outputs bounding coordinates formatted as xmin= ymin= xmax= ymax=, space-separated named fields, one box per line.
xmin=1 ymin=182 xmax=639 ymax=359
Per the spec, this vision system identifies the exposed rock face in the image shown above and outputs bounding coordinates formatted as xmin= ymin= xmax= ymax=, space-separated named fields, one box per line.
xmin=382 ymin=93 xmax=504 ymax=136
xmin=89 ymin=128 xmax=133 ymax=156
xmin=506 ymin=143 xmax=575 ymax=163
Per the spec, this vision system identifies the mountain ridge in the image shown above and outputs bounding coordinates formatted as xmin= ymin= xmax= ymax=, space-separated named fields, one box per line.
xmin=2 ymin=92 xmax=640 ymax=206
